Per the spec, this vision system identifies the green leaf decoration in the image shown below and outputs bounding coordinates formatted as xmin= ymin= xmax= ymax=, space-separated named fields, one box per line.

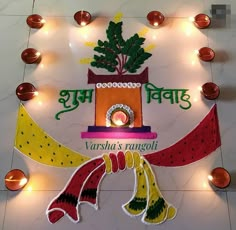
xmin=122 ymin=34 xmax=145 ymax=55
xmin=97 ymin=40 xmax=104 ymax=46
xmin=124 ymin=48 xmax=152 ymax=73
xmin=91 ymin=20 xmax=152 ymax=75
xmin=91 ymin=55 xmax=116 ymax=72
xmin=106 ymin=21 xmax=125 ymax=47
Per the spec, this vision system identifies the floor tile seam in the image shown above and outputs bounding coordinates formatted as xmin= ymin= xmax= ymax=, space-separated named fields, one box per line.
xmin=1 ymin=191 xmax=9 ymax=230
xmin=226 ymin=191 xmax=233 ymax=230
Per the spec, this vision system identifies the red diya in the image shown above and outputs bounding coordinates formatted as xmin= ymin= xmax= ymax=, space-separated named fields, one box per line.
xmin=194 ymin=14 xmax=211 ymax=29
xmin=16 ymin=82 xmax=38 ymax=101
xmin=201 ymin=82 xmax=220 ymax=100
xmin=147 ymin=11 xmax=165 ymax=27
xmin=198 ymin=47 xmax=215 ymax=62
xmin=21 ymin=48 xmax=41 ymax=64
xmin=74 ymin=10 xmax=91 ymax=26
xmin=26 ymin=14 xmax=45 ymax=29
xmin=5 ymin=169 xmax=28 ymax=191
xmin=208 ymin=167 xmax=231 ymax=189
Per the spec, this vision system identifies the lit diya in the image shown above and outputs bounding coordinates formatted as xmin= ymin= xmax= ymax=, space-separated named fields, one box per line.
xmin=208 ymin=167 xmax=231 ymax=189
xmin=16 ymin=82 xmax=38 ymax=101
xmin=74 ymin=10 xmax=91 ymax=26
xmin=198 ymin=47 xmax=215 ymax=62
xmin=111 ymin=110 xmax=129 ymax=126
xmin=193 ymin=14 xmax=211 ymax=29
xmin=147 ymin=11 xmax=165 ymax=27
xmin=201 ymin=82 xmax=220 ymax=100
xmin=5 ymin=169 xmax=28 ymax=191
xmin=21 ymin=48 xmax=41 ymax=64
xmin=26 ymin=14 xmax=45 ymax=29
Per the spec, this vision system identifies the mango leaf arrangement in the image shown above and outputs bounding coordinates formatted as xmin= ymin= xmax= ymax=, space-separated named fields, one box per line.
xmin=90 ymin=21 xmax=152 ymax=75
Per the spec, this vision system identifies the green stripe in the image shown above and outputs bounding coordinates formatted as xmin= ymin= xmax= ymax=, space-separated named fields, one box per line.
xmin=145 ymin=197 xmax=166 ymax=220
xmin=128 ymin=197 xmax=147 ymax=211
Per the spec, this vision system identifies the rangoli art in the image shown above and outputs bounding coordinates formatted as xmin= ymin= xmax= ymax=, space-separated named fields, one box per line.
xmin=14 ymin=15 xmax=221 ymax=225
xmin=55 ymin=19 xmax=192 ymax=139
xmin=15 ymin=103 xmax=220 ymax=224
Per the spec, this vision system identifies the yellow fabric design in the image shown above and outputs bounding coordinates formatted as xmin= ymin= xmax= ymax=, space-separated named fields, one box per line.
xmin=133 ymin=151 xmax=141 ymax=168
xmin=103 ymin=154 xmax=112 ymax=173
xmin=125 ymin=151 xmax=134 ymax=169
xmin=142 ymin=159 xmax=177 ymax=224
xmin=120 ymin=151 xmax=176 ymax=224
xmin=14 ymin=104 xmax=90 ymax=167
xmin=122 ymin=164 xmax=147 ymax=216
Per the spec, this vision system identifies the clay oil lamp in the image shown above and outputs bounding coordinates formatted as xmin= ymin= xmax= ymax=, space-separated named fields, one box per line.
xmin=201 ymin=82 xmax=220 ymax=100
xmin=208 ymin=167 xmax=231 ymax=189
xmin=26 ymin=14 xmax=45 ymax=29
xmin=21 ymin=48 xmax=41 ymax=64
xmin=111 ymin=110 xmax=129 ymax=127
xmin=147 ymin=11 xmax=165 ymax=27
xmin=74 ymin=10 xmax=92 ymax=26
xmin=5 ymin=169 xmax=28 ymax=191
xmin=198 ymin=47 xmax=215 ymax=62
xmin=16 ymin=82 xmax=38 ymax=101
xmin=193 ymin=14 xmax=211 ymax=29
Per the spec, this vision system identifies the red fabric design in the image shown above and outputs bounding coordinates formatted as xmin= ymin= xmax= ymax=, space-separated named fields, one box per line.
xmin=79 ymin=164 xmax=106 ymax=204
xmin=117 ymin=151 xmax=126 ymax=170
xmin=144 ymin=104 xmax=221 ymax=166
xmin=47 ymin=158 xmax=104 ymax=223
xmin=109 ymin=153 xmax=119 ymax=173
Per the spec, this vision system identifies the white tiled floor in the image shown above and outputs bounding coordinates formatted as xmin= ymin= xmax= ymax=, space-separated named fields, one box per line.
xmin=0 ymin=0 xmax=236 ymax=229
